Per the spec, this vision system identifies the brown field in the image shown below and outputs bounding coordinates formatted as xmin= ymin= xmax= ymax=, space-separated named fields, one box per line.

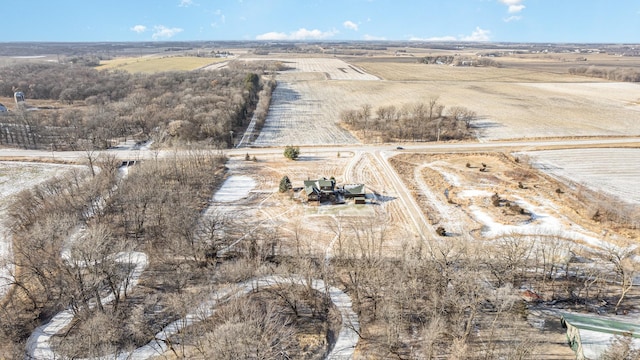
xmin=97 ymin=55 xmax=226 ymax=73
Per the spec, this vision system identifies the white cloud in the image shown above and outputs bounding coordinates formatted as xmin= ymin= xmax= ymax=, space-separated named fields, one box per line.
xmin=179 ymin=0 xmax=194 ymax=7
xmin=211 ymin=16 xmax=226 ymax=28
xmin=462 ymin=27 xmax=491 ymax=41
xmin=256 ymin=28 xmax=338 ymax=40
xmin=410 ymin=27 xmax=490 ymax=42
xmin=131 ymin=25 xmax=147 ymax=34
xmin=152 ymin=25 xmax=184 ymax=40
xmin=343 ymin=20 xmax=358 ymax=31
xmin=499 ymin=0 xmax=525 ymax=13
xmin=503 ymin=15 xmax=522 ymax=22
xmin=211 ymin=9 xmax=226 ymax=27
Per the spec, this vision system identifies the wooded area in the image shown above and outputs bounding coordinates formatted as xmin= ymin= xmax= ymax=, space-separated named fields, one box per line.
xmin=340 ymin=99 xmax=476 ymax=142
xmin=0 ymin=61 xmax=278 ymax=149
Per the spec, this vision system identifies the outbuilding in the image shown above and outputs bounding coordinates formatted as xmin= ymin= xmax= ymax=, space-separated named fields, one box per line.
xmin=561 ymin=312 xmax=640 ymax=359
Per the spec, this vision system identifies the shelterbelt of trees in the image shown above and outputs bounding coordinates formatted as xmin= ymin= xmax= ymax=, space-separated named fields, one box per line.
xmin=0 ymin=60 xmax=278 ymax=150
xmin=340 ymin=99 xmax=477 ymax=142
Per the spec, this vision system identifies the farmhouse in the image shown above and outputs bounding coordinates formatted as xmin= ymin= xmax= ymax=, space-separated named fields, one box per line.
xmin=304 ymin=177 xmax=336 ymax=202
xmin=303 ymin=177 xmax=366 ymax=203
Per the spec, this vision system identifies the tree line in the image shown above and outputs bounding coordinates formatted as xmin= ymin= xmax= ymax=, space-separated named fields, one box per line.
xmin=340 ymin=98 xmax=477 ymax=142
xmin=0 ymin=60 xmax=278 ymax=150
xmin=418 ymin=56 xmax=501 ymax=67
xmin=569 ymin=66 xmax=640 ymax=82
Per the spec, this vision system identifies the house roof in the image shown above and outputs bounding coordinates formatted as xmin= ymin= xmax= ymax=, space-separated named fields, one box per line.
xmin=344 ymin=184 xmax=365 ymax=195
xmin=562 ymin=311 xmax=640 ymax=360
xmin=562 ymin=312 xmax=640 ymax=338
xmin=304 ymin=185 xmax=320 ymax=196
xmin=318 ymin=178 xmax=334 ymax=188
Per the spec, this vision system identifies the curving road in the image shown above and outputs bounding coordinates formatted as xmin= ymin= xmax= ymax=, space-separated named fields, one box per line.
xmin=26 ymin=270 xmax=358 ymax=360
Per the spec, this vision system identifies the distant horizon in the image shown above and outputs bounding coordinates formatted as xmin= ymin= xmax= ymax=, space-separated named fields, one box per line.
xmin=1 ymin=40 xmax=638 ymax=46
xmin=1 ymin=1 xmax=638 ymax=44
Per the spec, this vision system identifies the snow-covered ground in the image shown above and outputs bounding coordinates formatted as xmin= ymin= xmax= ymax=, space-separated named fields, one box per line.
xmin=252 ymin=81 xmax=360 ymax=146
xmin=524 ymin=148 xmax=640 ymax=205
xmin=27 ymin=274 xmax=358 ymax=360
xmin=246 ymin=57 xmax=380 ymax=81
xmin=212 ymin=175 xmax=256 ymax=202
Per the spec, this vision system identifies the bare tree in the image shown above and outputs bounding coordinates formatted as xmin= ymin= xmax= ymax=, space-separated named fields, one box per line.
xmin=359 ymin=103 xmax=372 ymax=138
xmin=482 ymin=233 xmax=534 ymax=287
xmin=197 ymin=296 xmax=297 ymax=360
xmin=447 ymin=106 xmax=477 ymax=129
xmin=602 ymin=244 xmax=638 ymax=312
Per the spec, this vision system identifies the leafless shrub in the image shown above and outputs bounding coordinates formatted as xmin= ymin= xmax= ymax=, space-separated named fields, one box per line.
xmin=195 ymin=296 xmax=298 ymax=360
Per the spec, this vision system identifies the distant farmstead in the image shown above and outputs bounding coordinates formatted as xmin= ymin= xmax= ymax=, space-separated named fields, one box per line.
xmin=302 ymin=177 xmax=366 ymax=204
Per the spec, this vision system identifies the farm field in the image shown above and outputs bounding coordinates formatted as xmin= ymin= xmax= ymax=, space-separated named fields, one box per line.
xmin=242 ymin=55 xmax=640 ymax=144
xmin=525 ymin=148 xmax=640 ymax=205
xmin=97 ymin=55 xmax=226 ymax=73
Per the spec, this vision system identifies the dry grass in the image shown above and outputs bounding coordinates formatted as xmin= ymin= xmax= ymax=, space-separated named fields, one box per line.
xmin=389 ymin=151 xmax=640 ymax=245
xmin=97 ymin=56 xmax=224 ymax=73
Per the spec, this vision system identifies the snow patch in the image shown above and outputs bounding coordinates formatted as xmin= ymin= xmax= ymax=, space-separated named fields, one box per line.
xmin=213 ymin=176 xmax=256 ymax=202
xmin=427 ymin=163 xmax=461 ymax=186
xmin=470 ymin=203 xmax=609 ymax=250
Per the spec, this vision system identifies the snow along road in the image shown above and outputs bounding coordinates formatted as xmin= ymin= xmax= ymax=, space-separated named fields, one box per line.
xmin=26 ymin=270 xmax=359 ymax=360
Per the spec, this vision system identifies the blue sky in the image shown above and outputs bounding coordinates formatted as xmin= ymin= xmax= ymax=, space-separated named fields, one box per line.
xmin=1 ymin=0 xmax=639 ymax=43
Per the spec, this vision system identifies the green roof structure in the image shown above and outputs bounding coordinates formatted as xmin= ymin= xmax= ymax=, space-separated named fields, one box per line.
xmin=561 ymin=312 xmax=640 ymax=359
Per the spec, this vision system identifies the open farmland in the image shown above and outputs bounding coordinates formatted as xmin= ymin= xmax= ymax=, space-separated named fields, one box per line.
xmin=525 ymin=148 xmax=640 ymax=205
xmin=241 ymin=54 xmax=640 ymax=144
xmin=97 ymin=55 xmax=226 ymax=73
xmin=251 ymin=58 xmax=376 ymax=146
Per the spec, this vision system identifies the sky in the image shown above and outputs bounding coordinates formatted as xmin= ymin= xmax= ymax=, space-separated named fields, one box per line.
xmin=1 ymin=0 xmax=639 ymax=43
